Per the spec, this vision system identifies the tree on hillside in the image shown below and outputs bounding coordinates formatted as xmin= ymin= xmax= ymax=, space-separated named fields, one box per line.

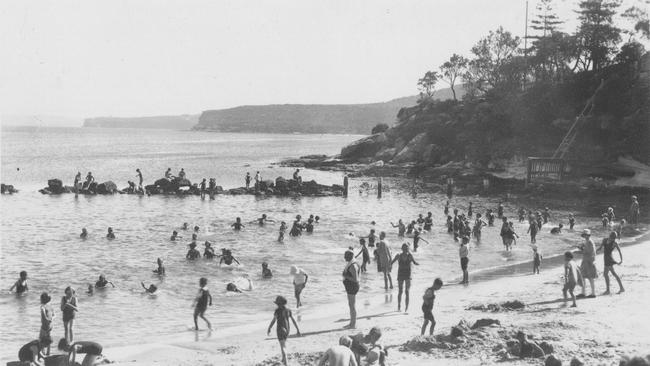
xmin=417 ymin=71 xmax=440 ymax=101
xmin=439 ymin=54 xmax=469 ymax=101
xmin=530 ymin=0 xmax=564 ymax=37
xmin=575 ymin=0 xmax=622 ymax=71
xmin=621 ymin=5 xmax=650 ymax=40
xmin=464 ymin=27 xmax=521 ymax=93
xmin=528 ymin=0 xmax=570 ymax=82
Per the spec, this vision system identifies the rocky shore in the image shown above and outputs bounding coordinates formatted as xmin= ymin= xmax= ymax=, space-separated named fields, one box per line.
xmin=0 ymin=184 xmax=18 ymax=194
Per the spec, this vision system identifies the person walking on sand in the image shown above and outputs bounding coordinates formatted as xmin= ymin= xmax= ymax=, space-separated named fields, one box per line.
xmin=267 ymin=295 xmax=301 ymax=366
xmin=290 ymin=266 xmax=308 ymax=308
xmin=562 ymin=251 xmax=582 ymax=307
xmin=192 ymin=277 xmax=212 ymax=330
xmin=391 ymin=243 xmax=419 ymax=312
xmin=343 ymin=250 xmax=360 ymax=329
xmin=421 ymin=278 xmax=443 ymax=336
xmin=376 ymin=232 xmax=393 ymax=290
xmin=61 ymin=286 xmax=78 ymax=343
xmin=459 ymin=236 xmax=470 ymax=284
xmin=576 ymin=229 xmax=597 ymax=298
xmin=629 ymin=195 xmax=640 ymax=225
xmin=318 ymin=336 xmax=358 ymax=366
xmin=597 ymin=231 xmax=625 ymax=294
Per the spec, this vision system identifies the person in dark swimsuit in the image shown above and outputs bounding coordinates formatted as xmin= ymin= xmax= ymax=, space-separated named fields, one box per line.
xmin=231 ymin=217 xmax=245 ymax=231
xmin=390 ymin=243 xmax=419 ymax=312
xmin=423 ymin=212 xmax=433 ymax=231
xmin=355 ymin=238 xmax=370 ymax=272
xmin=468 ymin=202 xmax=473 ymax=217
xmin=219 ymin=249 xmax=240 ymax=265
xmin=141 ymin=282 xmax=158 ymax=294
xmin=406 ymin=221 xmax=416 ymax=235
xmin=192 ymin=277 xmax=212 ymax=330
xmin=199 ymin=178 xmax=207 ymax=199
xmin=305 ymin=218 xmax=315 ymax=233
xmin=153 ymin=258 xmax=165 ymax=276
xmin=412 ymin=229 xmax=428 ymax=252
xmin=391 ymin=219 xmax=406 ymax=237
xmin=94 ymin=275 xmax=114 ymax=289
xmin=106 ymin=227 xmax=115 ymax=239
xmin=10 ymin=270 xmax=28 ymax=294
xmin=597 ymin=231 xmax=625 ymax=294
xmin=359 ymin=229 xmax=377 ymax=247
xmin=262 ymin=262 xmax=273 ymax=278
xmin=252 ymin=214 xmax=275 ymax=226
xmin=18 ymin=339 xmax=48 ymax=366
xmin=203 ymin=241 xmax=215 ymax=259
xmin=444 ymin=201 xmax=449 ymax=216
xmin=343 ymin=250 xmax=360 ymax=329
xmin=568 ymin=214 xmax=576 ymax=230
xmin=421 ymin=278 xmax=443 ymax=335
xmin=472 ymin=214 xmax=486 ymax=241
xmin=186 ymin=243 xmax=200 ymax=260
xmin=267 ymin=295 xmax=301 ymax=366
xmin=61 ymin=286 xmax=78 ymax=343
xmin=65 ymin=341 xmax=104 ymax=366
xmin=80 ymin=228 xmax=88 ymax=239
xmin=289 ymin=217 xmax=303 ymax=237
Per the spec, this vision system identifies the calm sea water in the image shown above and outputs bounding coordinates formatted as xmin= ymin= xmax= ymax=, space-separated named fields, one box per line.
xmin=0 ymin=127 xmax=606 ymax=359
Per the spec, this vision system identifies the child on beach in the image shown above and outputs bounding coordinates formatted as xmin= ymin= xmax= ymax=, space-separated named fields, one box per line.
xmin=290 ymin=266 xmax=308 ymax=308
xmin=192 ymin=277 xmax=212 ymax=330
xmin=533 ymin=248 xmax=542 ymax=274
xmin=355 ymin=238 xmax=370 ymax=272
xmin=61 ymin=286 xmax=78 ymax=343
xmin=40 ymin=292 xmax=54 ymax=355
xmin=562 ymin=251 xmax=582 ymax=307
xmin=568 ymin=214 xmax=576 ymax=230
xmin=421 ymin=278 xmax=443 ymax=336
xmin=278 ymin=221 xmax=287 ymax=242
xmin=267 ymin=295 xmax=301 ymax=366
xmin=9 ymin=270 xmax=28 ymax=294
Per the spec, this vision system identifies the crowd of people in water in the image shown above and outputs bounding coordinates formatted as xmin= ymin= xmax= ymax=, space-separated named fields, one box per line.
xmin=6 ymin=189 xmax=643 ymax=365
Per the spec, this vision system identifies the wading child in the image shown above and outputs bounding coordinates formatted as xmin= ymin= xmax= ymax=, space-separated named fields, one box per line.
xmin=267 ymin=295 xmax=301 ymax=366
xmin=290 ymin=266 xmax=308 ymax=308
xmin=10 ymin=270 xmax=28 ymax=294
xmin=192 ymin=277 xmax=212 ymax=330
xmin=355 ymin=238 xmax=370 ymax=272
xmin=533 ymin=248 xmax=542 ymax=274
xmin=550 ymin=223 xmax=563 ymax=234
xmin=563 ymin=251 xmax=582 ymax=307
xmin=568 ymin=214 xmax=575 ymax=230
xmin=278 ymin=222 xmax=287 ymax=242
xmin=412 ymin=229 xmax=428 ymax=252
xmin=231 ymin=217 xmax=245 ymax=231
xmin=421 ymin=278 xmax=443 ymax=336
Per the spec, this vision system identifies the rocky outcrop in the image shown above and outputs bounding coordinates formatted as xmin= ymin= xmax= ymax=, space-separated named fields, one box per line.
xmin=96 ymin=181 xmax=117 ymax=194
xmin=225 ymin=177 xmax=344 ymax=197
xmin=391 ymin=132 xmax=429 ymax=163
xmin=340 ymin=133 xmax=387 ymax=159
xmin=1 ymin=184 xmax=18 ymax=194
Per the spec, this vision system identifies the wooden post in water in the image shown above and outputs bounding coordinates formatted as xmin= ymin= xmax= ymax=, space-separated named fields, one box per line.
xmin=377 ymin=177 xmax=382 ymax=199
xmin=343 ymin=176 xmax=349 ymax=198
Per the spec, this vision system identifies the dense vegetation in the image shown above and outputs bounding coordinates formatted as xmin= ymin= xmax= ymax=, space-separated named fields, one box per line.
xmin=345 ymin=0 xmax=649 ymax=166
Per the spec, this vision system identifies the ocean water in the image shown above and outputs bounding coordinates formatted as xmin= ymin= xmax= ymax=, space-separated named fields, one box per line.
xmin=0 ymin=127 xmax=610 ymax=359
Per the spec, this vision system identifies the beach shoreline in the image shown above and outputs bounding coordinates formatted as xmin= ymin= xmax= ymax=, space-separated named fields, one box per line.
xmin=24 ymin=231 xmax=647 ymax=366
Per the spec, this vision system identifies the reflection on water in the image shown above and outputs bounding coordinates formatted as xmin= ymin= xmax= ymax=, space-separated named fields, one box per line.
xmin=0 ymin=127 xmax=606 ymax=358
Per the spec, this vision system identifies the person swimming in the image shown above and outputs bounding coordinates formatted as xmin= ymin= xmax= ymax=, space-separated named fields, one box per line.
xmin=305 ymin=218 xmax=315 ymax=233
xmin=141 ymin=282 xmax=158 ymax=294
xmin=80 ymin=228 xmax=88 ymax=239
xmin=262 ymin=262 xmax=273 ymax=278
xmin=182 ymin=222 xmax=189 ymax=230
xmin=170 ymin=230 xmax=180 ymax=241
xmin=9 ymin=270 xmax=28 ymax=294
xmin=231 ymin=217 xmax=245 ymax=231
xmin=219 ymin=249 xmax=240 ymax=265
xmin=252 ymin=214 xmax=275 ymax=226
xmin=226 ymin=277 xmax=253 ymax=293
xmin=186 ymin=243 xmax=201 ymax=260
xmin=95 ymin=275 xmax=114 ymax=289
xmin=106 ymin=227 xmax=115 ymax=239
xmin=203 ymin=241 xmax=215 ymax=259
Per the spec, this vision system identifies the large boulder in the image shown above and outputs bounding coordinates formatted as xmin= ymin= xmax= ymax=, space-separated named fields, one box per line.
xmin=391 ymin=133 xmax=429 ymax=163
xmin=259 ymin=179 xmax=274 ymax=191
xmin=96 ymin=181 xmax=117 ymax=194
xmin=375 ymin=147 xmax=398 ymax=161
xmin=1 ymin=184 xmax=18 ymax=194
xmin=47 ymin=179 xmax=66 ymax=194
xmin=154 ymin=178 xmax=172 ymax=189
xmin=340 ymin=133 xmax=387 ymax=160
xmin=275 ymin=177 xmax=288 ymax=192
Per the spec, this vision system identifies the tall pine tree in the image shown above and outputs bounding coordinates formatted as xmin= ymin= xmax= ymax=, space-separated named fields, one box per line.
xmin=575 ymin=0 xmax=622 ymax=71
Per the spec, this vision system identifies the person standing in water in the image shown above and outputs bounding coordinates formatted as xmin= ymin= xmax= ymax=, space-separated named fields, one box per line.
xmin=355 ymin=238 xmax=370 ymax=272
xmin=254 ymin=171 xmax=261 ymax=191
xmin=568 ymin=214 xmax=576 ymax=230
xmin=153 ymin=258 xmax=165 ymax=276
xmin=267 ymin=295 xmax=301 ymax=366
xmin=423 ymin=212 xmax=433 ymax=232
xmin=245 ymin=172 xmax=251 ymax=189
xmin=412 ymin=229 xmax=428 ymax=252
xmin=74 ymin=172 xmax=82 ymax=197
xmin=231 ymin=217 xmax=245 ymax=231
xmin=391 ymin=243 xmax=419 ymax=311
xmin=444 ymin=201 xmax=449 ymax=216
xmin=597 ymin=231 xmax=625 ymax=294
xmin=39 ymin=292 xmax=54 ymax=355
xmin=192 ymin=277 xmax=212 ymax=330
xmin=9 ymin=270 xmax=28 ymax=294
xmin=94 ymin=275 xmax=114 ymax=289
xmin=106 ymin=227 xmax=115 ymax=239
xmin=459 ymin=236 xmax=470 ymax=284
xmin=278 ymin=221 xmax=287 ymax=242
xmin=376 ymin=232 xmax=393 ymax=290
xmin=342 ymin=250 xmax=360 ymax=329
xmin=290 ymin=266 xmax=308 ymax=308
xmin=199 ymin=178 xmax=207 ymax=200
xmin=390 ymin=219 xmax=406 ymax=238
xmin=61 ymin=286 xmax=78 ymax=343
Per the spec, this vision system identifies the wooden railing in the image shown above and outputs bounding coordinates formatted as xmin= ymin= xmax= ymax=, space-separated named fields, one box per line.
xmin=527 ymin=157 xmax=566 ymax=182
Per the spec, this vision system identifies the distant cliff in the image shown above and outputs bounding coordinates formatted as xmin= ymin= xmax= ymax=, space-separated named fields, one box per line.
xmin=83 ymin=115 xmax=198 ymax=129
xmin=193 ymin=89 xmax=460 ymax=134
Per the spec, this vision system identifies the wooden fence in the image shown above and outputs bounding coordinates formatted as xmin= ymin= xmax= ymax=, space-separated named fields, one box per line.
xmin=527 ymin=157 xmax=566 ymax=182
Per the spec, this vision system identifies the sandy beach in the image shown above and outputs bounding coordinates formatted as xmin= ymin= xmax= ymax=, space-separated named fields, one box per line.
xmin=78 ymin=232 xmax=649 ymax=366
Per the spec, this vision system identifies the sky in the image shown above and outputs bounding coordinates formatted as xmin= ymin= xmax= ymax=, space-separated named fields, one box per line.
xmin=0 ymin=0 xmax=646 ymax=122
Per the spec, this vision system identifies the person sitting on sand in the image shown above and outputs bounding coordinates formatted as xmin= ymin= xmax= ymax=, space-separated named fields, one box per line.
xmin=421 ymin=278 xmax=443 ymax=336
xmin=391 ymin=243 xmax=419 ymax=312
xmin=231 ymin=217 xmax=245 ymax=231
xmin=278 ymin=221 xmax=287 ymax=242
xmin=390 ymin=219 xmax=406 ymax=237
xmin=219 ymin=249 xmax=240 ymax=266
xmin=562 ymin=251 xmax=582 ymax=307
xmin=106 ymin=227 xmax=115 ymax=239
xmin=290 ymin=265 xmax=308 ymax=308
xmin=80 ymin=228 xmax=88 ymax=239
xmin=153 ymin=258 xmax=165 ymax=276
xmin=186 ymin=243 xmax=201 ymax=260
xmin=9 ymin=270 xmax=28 ymax=294
xmin=267 ymin=295 xmax=301 ymax=366
xmin=597 ymin=231 xmax=625 ymax=294
xmin=576 ymin=229 xmax=597 ymax=298
xmin=192 ymin=277 xmax=212 ymax=330
xmin=376 ymin=232 xmax=393 ymax=290
xmin=318 ymin=336 xmax=358 ymax=366
xmin=262 ymin=262 xmax=273 ymax=278
xmin=568 ymin=214 xmax=576 ymax=230
xmin=141 ymin=282 xmax=158 ymax=294
xmin=550 ymin=223 xmax=563 ymax=234
xmin=349 ymin=327 xmax=386 ymax=366
xmin=18 ymin=339 xmax=49 ymax=366
xmin=94 ymin=275 xmax=114 ymax=289
xmin=203 ymin=241 xmax=215 ymax=259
